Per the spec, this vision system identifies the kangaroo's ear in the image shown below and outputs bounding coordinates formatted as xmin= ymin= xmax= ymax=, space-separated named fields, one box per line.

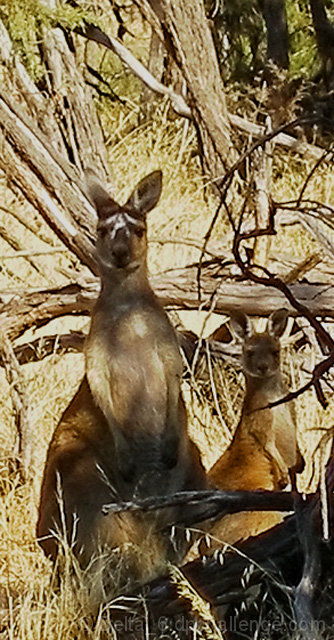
xmin=126 ymin=170 xmax=162 ymax=217
xmin=84 ymin=169 xmax=118 ymax=218
xmin=267 ymin=308 xmax=289 ymax=338
xmin=229 ymin=310 xmax=253 ymax=341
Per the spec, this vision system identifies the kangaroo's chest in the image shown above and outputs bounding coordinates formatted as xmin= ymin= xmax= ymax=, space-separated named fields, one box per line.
xmin=85 ymin=305 xmax=182 ymax=432
xmin=244 ymin=391 xmax=297 ymax=465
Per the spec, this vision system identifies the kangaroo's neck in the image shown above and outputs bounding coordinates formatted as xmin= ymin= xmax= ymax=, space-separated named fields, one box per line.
xmin=98 ymin=261 xmax=151 ymax=303
xmin=244 ymin=371 xmax=284 ymax=406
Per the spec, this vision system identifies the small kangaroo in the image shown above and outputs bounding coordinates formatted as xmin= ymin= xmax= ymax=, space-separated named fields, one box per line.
xmin=201 ymin=309 xmax=303 ymax=550
xmin=37 ymin=170 xmax=206 ymax=591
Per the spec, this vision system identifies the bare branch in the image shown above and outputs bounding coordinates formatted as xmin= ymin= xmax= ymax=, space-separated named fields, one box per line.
xmin=0 ymin=247 xmax=66 ymax=260
xmin=0 ymin=283 xmax=95 ymax=342
xmin=216 ymin=154 xmax=334 ymax=409
xmin=75 ymin=23 xmax=191 ymax=118
xmin=102 ymin=488 xmax=295 ymax=526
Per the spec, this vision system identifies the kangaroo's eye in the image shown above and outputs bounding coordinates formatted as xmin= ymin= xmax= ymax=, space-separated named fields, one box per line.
xmin=246 ymin=348 xmax=256 ymax=357
xmin=135 ymin=228 xmax=144 ymax=238
xmin=98 ymin=227 xmax=108 ymax=239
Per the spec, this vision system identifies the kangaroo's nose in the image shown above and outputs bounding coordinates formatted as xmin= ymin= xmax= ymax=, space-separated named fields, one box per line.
xmin=257 ymin=361 xmax=269 ymax=375
xmin=112 ymin=243 xmax=130 ymax=266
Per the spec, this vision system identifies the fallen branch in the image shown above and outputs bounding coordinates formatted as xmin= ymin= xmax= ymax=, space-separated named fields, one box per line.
xmin=102 ymin=488 xmax=295 ymax=527
xmin=0 ymin=283 xmax=95 ymax=341
xmin=11 ymin=332 xmax=85 ymax=365
xmin=1 ymin=267 xmax=334 ymax=344
xmin=140 ymin=458 xmax=334 ymax=630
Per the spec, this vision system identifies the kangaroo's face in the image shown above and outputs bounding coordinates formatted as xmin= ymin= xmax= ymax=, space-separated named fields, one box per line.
xmin=96 ymin=207 xmax=146 ymax=270
xmin=85 ymin=170 xmax=163 ymax=272
xmin=242 ymin=333 xmax=280 ymax=378
xmin=230 ymin=308 xmax=289 ymax=380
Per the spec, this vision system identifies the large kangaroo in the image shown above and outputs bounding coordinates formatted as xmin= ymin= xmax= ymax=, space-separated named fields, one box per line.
xmin=37 ymin=170 xmax=206 ymax=590
xmin=201 ymin=309 xmax=303 ymax=551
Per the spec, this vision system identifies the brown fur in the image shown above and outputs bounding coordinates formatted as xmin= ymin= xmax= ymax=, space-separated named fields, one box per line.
xmin=200 ymin=310 xmax=303 ymax=552
xmin=37 ymin=171 xmax=207 ymax=593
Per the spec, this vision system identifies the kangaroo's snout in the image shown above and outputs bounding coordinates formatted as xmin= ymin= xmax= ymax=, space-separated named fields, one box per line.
xmin=111 ymin=241 xmax=131 ymax=267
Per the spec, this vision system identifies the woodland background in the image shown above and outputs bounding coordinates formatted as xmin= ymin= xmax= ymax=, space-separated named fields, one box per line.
xmin=0 ymin=0 xmax=334 ymax=638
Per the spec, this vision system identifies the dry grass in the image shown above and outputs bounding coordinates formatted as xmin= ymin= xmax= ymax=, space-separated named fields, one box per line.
xmin=0 ymin=92 xmax=333 ymax=639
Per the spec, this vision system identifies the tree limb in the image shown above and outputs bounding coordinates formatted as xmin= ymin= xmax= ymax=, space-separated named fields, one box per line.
xmin=1 ymin=268 xmax=334 ymax=344
xmin=102 ymin=488 xmax=295 ymax=527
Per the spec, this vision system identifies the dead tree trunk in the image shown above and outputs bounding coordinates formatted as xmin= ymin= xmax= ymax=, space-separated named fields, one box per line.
xmin=0 ymin=18 xmax=108 ymax=180
xmin=0 ymin=89 xmax=97 ymax=273
xmin=309 ymin=0 xmax=334 ymax=87
xmin=0 ymin=269 xmax=333 ymax=348
xmin=136 ymin=0 xmax=232 ymax=180
xmin=260 ymin=0 xmax=289 ymax=71
xmin=253 ymin=117 xmax=274 ymax=268
xmin=140 ymin=30 xmax=166 ymax=118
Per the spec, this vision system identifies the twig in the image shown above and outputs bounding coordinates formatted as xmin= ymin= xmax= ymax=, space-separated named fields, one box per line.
xmin=0 ymin=223 xmax=47 ymax=278
xmin=8 ymin=332 xmax=85 ymax=365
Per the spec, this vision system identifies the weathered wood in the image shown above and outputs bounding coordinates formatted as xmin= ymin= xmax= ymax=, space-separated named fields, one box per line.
xmin=129 ymin=4 xmax=325 ymax=162
xmin=76 ymin=22 xmax=191 ymax=118
xmin=0 ymin=266 xmax=333 ymax=346
xmin=140 ymin=30 xmax=166 ymax=117
xmin=151 ymin=266 xmax=334 ymax=318
xmin=0 ymin=89 xmax=98 ymax=274
xmin=0 ymin=331 xmax=34 ymax=480
xmin=253 ymin=116 xmax=273 ymax=268
xmin=0 ymin=20 xmax=67 ymax=156
xmin=11 ymin=332 xmax=85 ymax=365
xmin=285 ymin=206 xmax=334 ymax=260
xmin=136 ymin=0 xmax=232 ymax=178
xmin=0 ymin=283 xmax=95 ymax=342
xmin=229 ymin=113 xmax=324 ymax=161
xmin=40 ymin=15 xmax=108 ymax=178
xmin=141 ymin=460 xmax=334 ymax=631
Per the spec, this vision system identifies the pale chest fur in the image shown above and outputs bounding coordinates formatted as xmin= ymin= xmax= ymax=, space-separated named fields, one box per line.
xmin=242 ymin=387 xmax=298 ymax=472
xmin=85 ymin=307 xmax=182 ymax=435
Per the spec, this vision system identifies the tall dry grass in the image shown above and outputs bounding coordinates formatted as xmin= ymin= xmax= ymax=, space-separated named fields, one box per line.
xmin=0 ymin=89 xmax=333 ymax=639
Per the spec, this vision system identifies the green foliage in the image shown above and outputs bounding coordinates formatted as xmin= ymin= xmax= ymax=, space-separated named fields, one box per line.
xmin=213 ymin=0 xmax=265 ymax=81
xmin=211 ymin=0 xmax=327 ymax=84
xmin=286 ymin=0 xmax=318 ymax=78
xmin=0 ymin=0 xmax=95 ymax=81
xmin=0 ymin=0 xmax=46 ymax=79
